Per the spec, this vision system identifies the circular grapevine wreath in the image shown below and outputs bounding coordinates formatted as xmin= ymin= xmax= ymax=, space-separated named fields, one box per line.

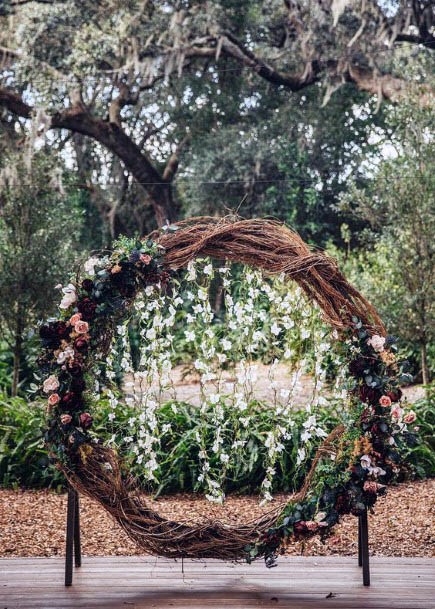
xmin=38 ymin=217 xmax=417 ymax=565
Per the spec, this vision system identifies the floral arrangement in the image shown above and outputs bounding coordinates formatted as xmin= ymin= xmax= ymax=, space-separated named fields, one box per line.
xmin=36 ymin=217 xmax=418 ymax=565
xmin=248 ymin=324 xmax=417 ymax=563
xmin=38 ymin=236 xmax=168 ymax=462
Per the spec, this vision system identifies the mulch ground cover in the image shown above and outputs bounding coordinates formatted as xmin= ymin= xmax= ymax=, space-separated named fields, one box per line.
xmin=1 ymin=479 xmax=433 ymax=558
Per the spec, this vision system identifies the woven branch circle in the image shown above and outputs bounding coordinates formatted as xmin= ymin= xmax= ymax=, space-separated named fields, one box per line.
xmin=39 ymin=217 xmax=415 ymax=563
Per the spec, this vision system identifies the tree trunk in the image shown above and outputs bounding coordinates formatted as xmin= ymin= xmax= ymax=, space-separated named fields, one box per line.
xmin=420 ymin=342 xmax=430 ymax=386
xmin=12 ymin=319 xmax=23 ymax=397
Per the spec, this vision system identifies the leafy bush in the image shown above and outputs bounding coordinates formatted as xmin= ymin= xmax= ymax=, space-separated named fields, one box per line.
xmin=0 ymin=394 xmax=63 ymax=489
xmin=403 ymin=386 xmax=435 ymax=479
xmin=1 ymin=389 xmax=432 ymax=492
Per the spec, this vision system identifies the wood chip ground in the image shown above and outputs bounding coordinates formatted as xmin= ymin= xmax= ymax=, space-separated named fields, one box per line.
xmin=1 ymin=479 xmax=433 ymax=558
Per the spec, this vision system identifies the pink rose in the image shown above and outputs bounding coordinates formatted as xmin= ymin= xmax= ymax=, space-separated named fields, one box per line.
xmin=367 ymin=334 xmax=386 ymax=352
xmin=391 ymin=405 xmax=403 ymax=420
xmin=140 ymin=254 xmax=152 ymax=265
xmin=79 ymin=412 xmax=93 ymax=429
xmin=403 ymin=411 xmax=416 ymax=424
xmin=74 ymin=320 xmax=89 ymax=334
xmin=48 ymin=393 xmax=60 ymax=406
xmin=379 ymin=395 xmax=392 ymax=408
xmin=69 ymin=313 xmax=82 ymax=325
xmin=60 ymin=414 xmax=72 ymax=425
xmin=43 ymin=375 xmax=59 ymax=393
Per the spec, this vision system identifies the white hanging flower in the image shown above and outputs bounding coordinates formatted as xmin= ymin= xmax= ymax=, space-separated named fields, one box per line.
xmin=297 ymin=447 xmax=306 ymax=464
xmin=146 ymin=328 xmax=157 ymax=340
xmin=203 ymin=264 xmax=213 ymax=276
xmin=184 ymin=330 xmax=195 ymax=342
xmin=271 ymin=323 xmax=281 ymax=336
xmin=221 ymin=338 xmax=232 ymax=351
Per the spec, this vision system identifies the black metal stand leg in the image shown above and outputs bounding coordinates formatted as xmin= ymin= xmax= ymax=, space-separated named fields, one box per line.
xmin=65 ymin=488 xmax=75 ymax=586
xmin=74 ymin=491 xmax=82 ymax=567
xmin=358 ymin=509 xmax=370 ymax=586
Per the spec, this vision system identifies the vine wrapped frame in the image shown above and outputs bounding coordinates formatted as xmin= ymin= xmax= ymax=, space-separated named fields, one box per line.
xmin=39 ymin=217 xmax=415 ymax=563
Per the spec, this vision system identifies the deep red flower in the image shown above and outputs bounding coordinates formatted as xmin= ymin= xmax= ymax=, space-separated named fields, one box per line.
xmin=68 ymin=361 xmax=83 ymax=376
xmin=40 ymin=321 xmax=70 ymax=345
xmin=61 ymin=391 xmax=80 ymax=409
xmin=79 ymin=412 xmax=93 ymax=429
xmin=359 ymin=385 xmax=382 ymax=404
xmin=335 ymin=493 xmax=351 ymax=513
xmin=77 ymin=298 xmax=97 ymax=321
xmin=293 ymin=521 xmax=308 ymax=535
xmin=81 ymin=279 xmax=94 ymax=293
xmin=386 ymin=389 xmax=402 ymax=403
xmin=348 ymin=358 xmax=366 ymax=377
xmin=70 ymin=376 xmax=86 ymax=393
xmin=74 ymin=336 xmax=88 ymax=353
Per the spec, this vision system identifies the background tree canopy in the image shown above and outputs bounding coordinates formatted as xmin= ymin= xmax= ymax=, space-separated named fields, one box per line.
xmin=0 ymin=0 xmax=434 ymax=389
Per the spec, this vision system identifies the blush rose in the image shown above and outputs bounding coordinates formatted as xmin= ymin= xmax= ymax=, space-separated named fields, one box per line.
xmin=74 ymin=320 xmax=89 ymax=334
xmin=379 ymin=395 xmax=392 ymax=407
xmin=43 ymin=375 xmax=59 ymax=393
xmin=403 ymin=411 xmax=416 ymax=424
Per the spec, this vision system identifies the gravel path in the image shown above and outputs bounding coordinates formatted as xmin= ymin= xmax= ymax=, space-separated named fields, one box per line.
xmin=1 ymin=479 xmax=433 ymax=558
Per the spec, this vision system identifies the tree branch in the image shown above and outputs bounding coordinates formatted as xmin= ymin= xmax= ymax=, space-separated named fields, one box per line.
xmin=0 ymin=86 xmax=175 ymax=226
xmin=162 ymin=135 xmax=190 ymax=183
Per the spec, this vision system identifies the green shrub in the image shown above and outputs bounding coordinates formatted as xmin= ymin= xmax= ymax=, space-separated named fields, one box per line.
xmin=404 ymin=386 xmax=435 ymax=479
xmin=1 ymin=388 xmax=433 ymax=492
xmin=0 ymin=394 xmax=63 ymax=489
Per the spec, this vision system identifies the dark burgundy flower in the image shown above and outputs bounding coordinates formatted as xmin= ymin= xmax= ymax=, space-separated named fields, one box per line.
xmin=79 ymin=412 xmax=93 ymax=429
xmin=293 ymin=521 xmax=308 ymax=535
xmin=77 ymin=297 xmax=97 ymax=321
xmin=359 ymin=385 xmax=382 ymax=404
xmin=61 ymin=391 xmax=80 ymax=409
xmin=335 ymin=493 xmax=351 ymax=513
xmin=55 ymin=321 xmax=70 ymax=340
xmin=70 ymin=376 xmax=86 ymax=393
xmin=81 ymin=279 xmax=94 ymax=293
xmin=386 ymin=388 xmax=402 ymax=403
xmin=68 ymin=361 xmax=83 ymax=376
xmin=39 ymin=324 xmax=56 ymax=340
xmin=348 ymin=358 xmax=367 ymax=377
xmin=39 ymin=322 xmax=70 ymax=347
xmin=74 ymin=336 xmax=88 ymax=353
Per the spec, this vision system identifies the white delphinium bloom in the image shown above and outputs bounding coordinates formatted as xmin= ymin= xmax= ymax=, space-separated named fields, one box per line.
xmin=185 ymin=330 xmax=195 ymax=342
xmin=186 ymin=260 xmax=197 ymax=281
xmin=297 ymin=447 xmax=306 ymax=465
xmin=221 ymin=338 xmax=232 ymax=351
xmin=203 ymin=263 xmax=213 ymax=276
xmin=271 ymin=322 xmax=281 ymax=336
xmin=197 ymin=288 xmax=208 ymax=301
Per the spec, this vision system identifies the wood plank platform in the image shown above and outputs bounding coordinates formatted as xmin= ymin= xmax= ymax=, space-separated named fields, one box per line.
xmin=1 ymin=556 xmax=434 ymax=609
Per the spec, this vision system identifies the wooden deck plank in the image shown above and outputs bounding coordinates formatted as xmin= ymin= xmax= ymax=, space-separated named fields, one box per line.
xmin=1 ymin=556 xmax=434 ymax=609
